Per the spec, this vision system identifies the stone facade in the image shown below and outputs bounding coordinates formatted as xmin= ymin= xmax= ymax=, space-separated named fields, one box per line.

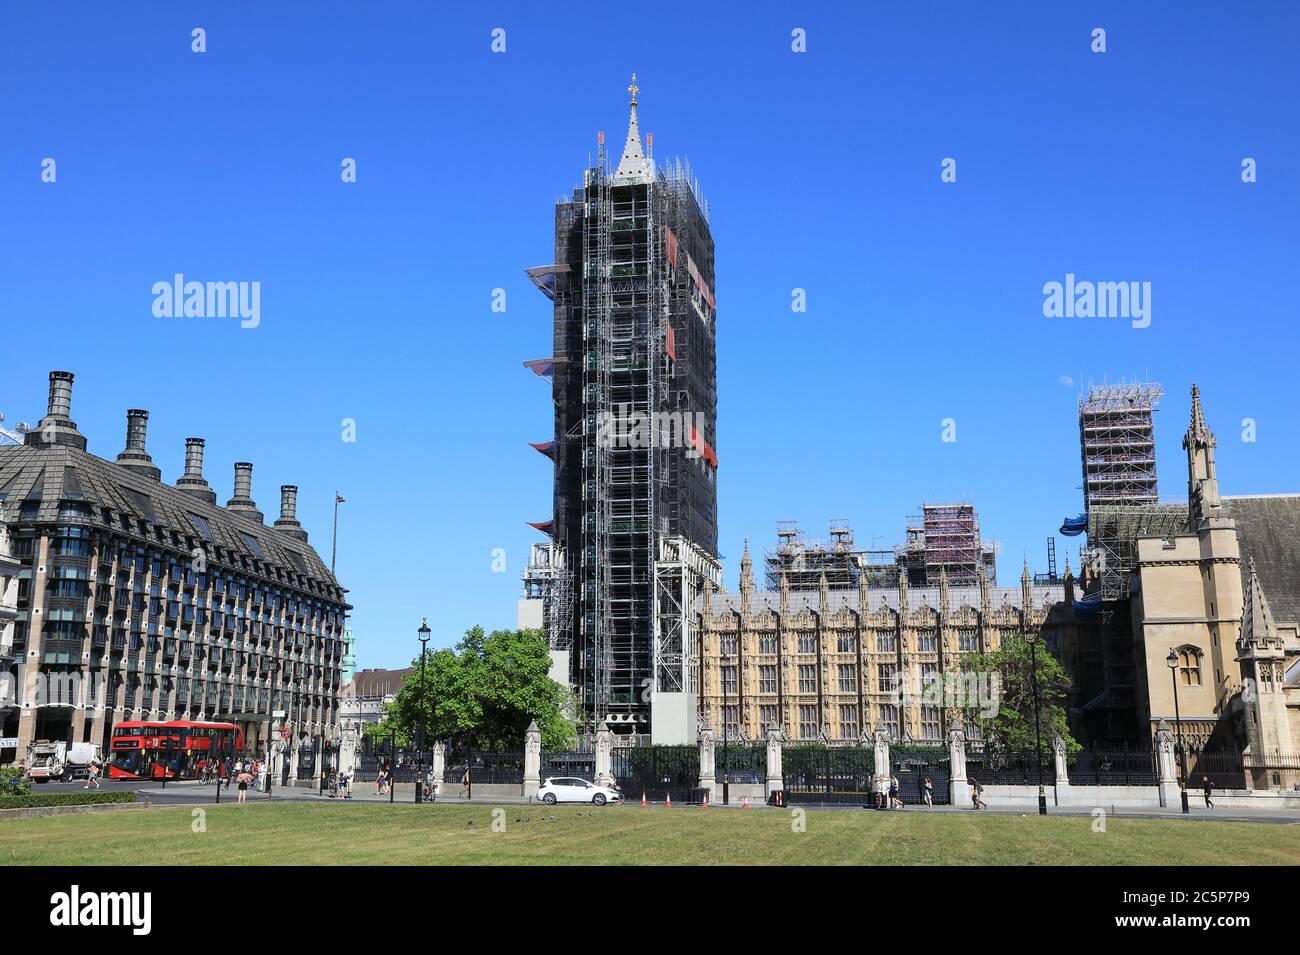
xmin=0 ymin=372 xmax=349 ymax=764
xmin=696 ymin=546 xmax=1066 ymax=744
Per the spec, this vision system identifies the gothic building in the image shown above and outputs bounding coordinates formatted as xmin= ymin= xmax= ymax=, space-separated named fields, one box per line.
xmin=695 ymin=546 xmax=1067 ymax=744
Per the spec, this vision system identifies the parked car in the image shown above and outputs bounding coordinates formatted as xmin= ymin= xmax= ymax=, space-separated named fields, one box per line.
xmin=538 ymin=776 xmax=621 ymax=806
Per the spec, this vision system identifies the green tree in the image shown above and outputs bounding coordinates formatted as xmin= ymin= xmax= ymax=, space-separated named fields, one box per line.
xmin=387 ymin=626 xmax=575 ymax=751
xmin=957 ymin=633 xmax=1080 ymax=754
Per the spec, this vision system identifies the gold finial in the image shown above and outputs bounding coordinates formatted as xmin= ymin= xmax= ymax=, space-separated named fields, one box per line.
xmin=628 ymin=72 xmax=639 ymax=106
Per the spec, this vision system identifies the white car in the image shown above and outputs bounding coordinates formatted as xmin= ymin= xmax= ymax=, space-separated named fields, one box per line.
xmin=538 ymin=776 xmax=622 ymax=806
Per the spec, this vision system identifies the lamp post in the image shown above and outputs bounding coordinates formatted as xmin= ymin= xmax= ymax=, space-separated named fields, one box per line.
xmin=1025 ymin=629 xmax=1047 ymax=816
xmin=1167 ymin=650 xmax=1190 ymax=814
xmin=722 ymin=647 xmax=731 ymax=806
xmin=416 ymin=618 xmax=430 ymax=804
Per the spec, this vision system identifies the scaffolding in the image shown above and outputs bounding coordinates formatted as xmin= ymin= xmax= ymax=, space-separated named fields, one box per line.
xmin=764 ymin=520 xmax=862 ymax=591
xmin=1084 ymin=502 xmax=1188 ymax=601
xmin=652 ymin=536 xmax=721 ymax=695
xmin=895 ymin=503 xmax=996 ymax=587
xmin=1079 ymin=382 xmax=1161 ymax=509
xmin=542 ymin=86 xmax=719 ymax=734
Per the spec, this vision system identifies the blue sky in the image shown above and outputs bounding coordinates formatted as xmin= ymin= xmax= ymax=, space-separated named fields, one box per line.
xmin=2 ymin=2 xmax=1296 ymax=669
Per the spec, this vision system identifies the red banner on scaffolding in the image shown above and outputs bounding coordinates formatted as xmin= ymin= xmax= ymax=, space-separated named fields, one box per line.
xmin=666 ymin=322 xmax=677 ymax=361
xmin=662 ymin=225 xmax=678 ymax=270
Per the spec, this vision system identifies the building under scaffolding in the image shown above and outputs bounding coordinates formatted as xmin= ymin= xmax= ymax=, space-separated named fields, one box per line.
xmin=524 ymin=76 xmax=719 ymax=736
xmin=764 ymin=507 xmax=997 ymax=593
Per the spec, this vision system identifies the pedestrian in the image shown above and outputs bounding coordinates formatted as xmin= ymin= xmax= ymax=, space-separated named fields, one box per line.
xmin=874 ymin=775 xmax=887 ymax=810
xmin=970 ymin=777 xmax=986 ymax=810
xmin=236 ymin=770 xmax=253 ymax=803
xmin=1203 ymin=775 xmax=1214 ymax=810
xmin=922 ymin=775 xmax=933 ymax=809
xmin=889 ymin=773 xmax=902 ymax=809
xmin=256 ymin=760 xmax=266 ymax=792
xmin=83 ymin=757 xmax=101 ymax=790
xmin=460 ymin=767 xmax=471 ymax=800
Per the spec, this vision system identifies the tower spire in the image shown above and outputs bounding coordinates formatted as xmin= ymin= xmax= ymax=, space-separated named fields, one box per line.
xmin=615 ymin=72 xmax=651 ymax=182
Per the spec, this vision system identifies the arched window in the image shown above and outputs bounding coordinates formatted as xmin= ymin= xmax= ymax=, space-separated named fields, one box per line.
xmin=1176 ymin=646 xmax=1202 ymax=686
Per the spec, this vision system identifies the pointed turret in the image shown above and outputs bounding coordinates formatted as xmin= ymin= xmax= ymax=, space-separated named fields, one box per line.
xmin=1236 ymin=559 xmax=1295 ymax=763
xmin=1183 ymin=384 xmax=1223 ymax=528
xmin=1239 ymin=559 xmax=1281 ymax=653
xmin=938 ymin=566 xmax=950 ymax=618
xmin=779 ymin=569 xmax=790 ymax=616
xmin=614 ymin=73 xmax=652 ymax=183
xmin=818 ymin=571 xmax=830 ymax=614
xmin=739 ymin=539 xmax=754 ymax=616
xmin=978 ymin=563 xmax=991 ymax=614
xmin=1021 ymin=558 xmax=1033 ymax=608
xmin=1063 ymin=557 xmax=1075 ymax=605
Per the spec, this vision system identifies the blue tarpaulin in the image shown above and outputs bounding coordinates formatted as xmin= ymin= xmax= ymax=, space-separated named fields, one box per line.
xmin=1060 ymin=513 xmax=1087 ymax=536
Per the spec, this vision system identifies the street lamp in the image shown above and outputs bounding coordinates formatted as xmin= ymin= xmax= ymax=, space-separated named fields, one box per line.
xmin=416 ymin=618 xmax=430 ymax=804
xmin=1025 ymin=629 xmax=1047 ymax=816
xmin=1166 ymin=649 xmax=1190 ymax=814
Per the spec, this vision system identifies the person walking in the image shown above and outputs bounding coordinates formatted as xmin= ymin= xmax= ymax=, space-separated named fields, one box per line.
xmin=459 ymin=767 xmax=471 ymax=800
xmin=921 ymin=775 xmax=933 ymax=809
xmin=83 ymin=757 xmax=101 ymax=790
xmin=1202 ymin=775 xmax=1214 ymax=810
xmin=889 ymin=773 xmax=902 ymax=809
xmin=970 ymin=777 xmax=986 ymax=810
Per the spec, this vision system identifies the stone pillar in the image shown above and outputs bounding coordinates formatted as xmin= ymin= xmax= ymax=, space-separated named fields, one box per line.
xmin=1052 ymin=735 xmax=1070 ymax=798
xmin=948 ymin=727 xmax=971 ymax=808
xmin=523 ymin=720 xmax=542 ymax=799
xmin=697 ymin=728 xmax=716 ymax=799
xmin=594 ymin=720 xmax=613 ymax=786
xmin=765 ymin=724 xmax=784 ymax=799
xmin=872 ymin=723 xmax=892 ymax=796
xmin=1155 ymin=719 xmax=1178 ymax=809
xmin=431 ymin=740 xmax=446 ymax=792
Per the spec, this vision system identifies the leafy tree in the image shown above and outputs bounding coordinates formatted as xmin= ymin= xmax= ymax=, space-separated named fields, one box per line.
xmin=957 ymin=633 xmax=1080 ymax=754
xmin=386 ymin=626 xmax=575 ymax=751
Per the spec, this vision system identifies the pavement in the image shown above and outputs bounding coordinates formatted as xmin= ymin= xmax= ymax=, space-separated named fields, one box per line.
xmin=25 ymin=779 xmax=1300 ymax=823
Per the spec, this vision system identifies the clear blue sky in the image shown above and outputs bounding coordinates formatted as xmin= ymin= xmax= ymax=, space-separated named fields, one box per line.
xmin=2 ymin=2 xmax=1296 ymax=669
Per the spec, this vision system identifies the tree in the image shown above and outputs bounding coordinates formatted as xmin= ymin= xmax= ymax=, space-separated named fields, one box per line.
xmin=385 ymin=626 xmax=575 ymax=751
xmin=957 ymin=633 xmax=1080 ymax=754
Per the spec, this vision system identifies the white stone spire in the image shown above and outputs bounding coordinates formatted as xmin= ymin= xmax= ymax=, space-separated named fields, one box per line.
xmin=614 ymin=73 xmax=652 ymax=183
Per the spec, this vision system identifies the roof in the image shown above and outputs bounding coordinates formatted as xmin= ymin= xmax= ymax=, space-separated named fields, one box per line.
xmin=707 ymin=584 xmax=1065 ymax=616
xmin=347 ymin=667 xmax=412 ymax=699
xmin=1222 ymin=495 xmax=1300 ymax=627
xmin=0 ymin=443 xmax=346 ymax=604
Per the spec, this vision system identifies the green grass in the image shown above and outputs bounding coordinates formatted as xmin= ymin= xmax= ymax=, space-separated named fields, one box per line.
xmin=4 ymin=802 xmax=1299 ymax=865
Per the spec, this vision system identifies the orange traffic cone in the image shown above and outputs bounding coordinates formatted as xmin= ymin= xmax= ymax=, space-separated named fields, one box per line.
xmin=742 ymin=796 xmax=749 ymax=809
xmin=641 ymin=791 xmax=647 ymax=808
xmin=665 ymin=792 xmax=672 ymax=808
xmin=702 ymin=791 xmax=709 ymax=808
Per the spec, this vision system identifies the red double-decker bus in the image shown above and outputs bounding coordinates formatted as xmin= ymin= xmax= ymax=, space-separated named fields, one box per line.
xmin=107 ymin=720 xmax=244 ymax=780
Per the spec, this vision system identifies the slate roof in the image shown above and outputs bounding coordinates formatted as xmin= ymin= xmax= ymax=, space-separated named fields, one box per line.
xmin=0 ymin=443 xmax=347 ymax=605
xmin=1223 ymin=495 xmax=1300 ymax=628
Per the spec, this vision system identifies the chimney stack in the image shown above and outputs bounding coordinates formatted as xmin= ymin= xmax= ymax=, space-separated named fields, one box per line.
xmin=25 ymin=370 xmax=87 ymax=450
xmin=226 ymin=462 xmax=264 ymax=523
xmin=176 ymin=437 xmax=217 ymax=504
xmin=115 ymin=409 xmax=161 ymax=480
xmin=274 ymin=484 xmax=309 ymax=542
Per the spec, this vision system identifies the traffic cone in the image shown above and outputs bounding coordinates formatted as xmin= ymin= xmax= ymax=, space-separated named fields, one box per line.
xmin=641 ymin=791 xmax=647 ymax=808
xmin=665 ymin=792 xmax=672 ymax=808
xmin=701 ymin=791 xmax=709 ymax=808
xmin=742 ymin=796 xmax=749 ymax=809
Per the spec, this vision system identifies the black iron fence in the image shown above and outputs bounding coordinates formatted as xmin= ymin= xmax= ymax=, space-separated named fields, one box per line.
xmin=1072 ymin=745 xmax=1158 ymax=786
xmin=891 ymin=746 xmax=951 ymax=804
xmin=541 ymin=750 xmax=596 ymax=781
xmin=783 ymin=745 xmax=875 ymax=805
xmin=612 ymin=745 xmax=700 ymax=802
xmin=716 ymin=742 xmax=766 ymax=784
xmin=1184 ymin=748 xmax=1247 ymax=791
xmin=965 ymin=749 xmax=1054 ymax=787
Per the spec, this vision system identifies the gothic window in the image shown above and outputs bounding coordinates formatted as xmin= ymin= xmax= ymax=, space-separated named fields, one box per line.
xmin=838 ymin=704 xmax=859 ymax=740
xmin=837 ymin=664 xmax=857 ymax=693
xmin=798 ymin=665 xmax=817 ymax=694
xmin=797 ymin=632 xmax=816 ymax=654
xmin=1177 ymin=647 xmax=1202 ymax=686
xmin=758 ymin=632 xmax=777 ymax=654
xmin=798 ymin=704 xmax=818 ymax=739
xmin=876 ymin=633 xmax=897 ymax=653
xmin=759 ymin=665 xmax=777 ymax=694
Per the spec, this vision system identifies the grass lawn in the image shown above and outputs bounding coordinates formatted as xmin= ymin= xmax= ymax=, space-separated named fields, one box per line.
xmin=4 ymin=802 xmax=1299 ymax=865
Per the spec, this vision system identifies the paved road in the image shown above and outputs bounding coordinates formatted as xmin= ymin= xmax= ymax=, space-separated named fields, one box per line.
xmin=25 ymin=778 xmax=1300 ymax=823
